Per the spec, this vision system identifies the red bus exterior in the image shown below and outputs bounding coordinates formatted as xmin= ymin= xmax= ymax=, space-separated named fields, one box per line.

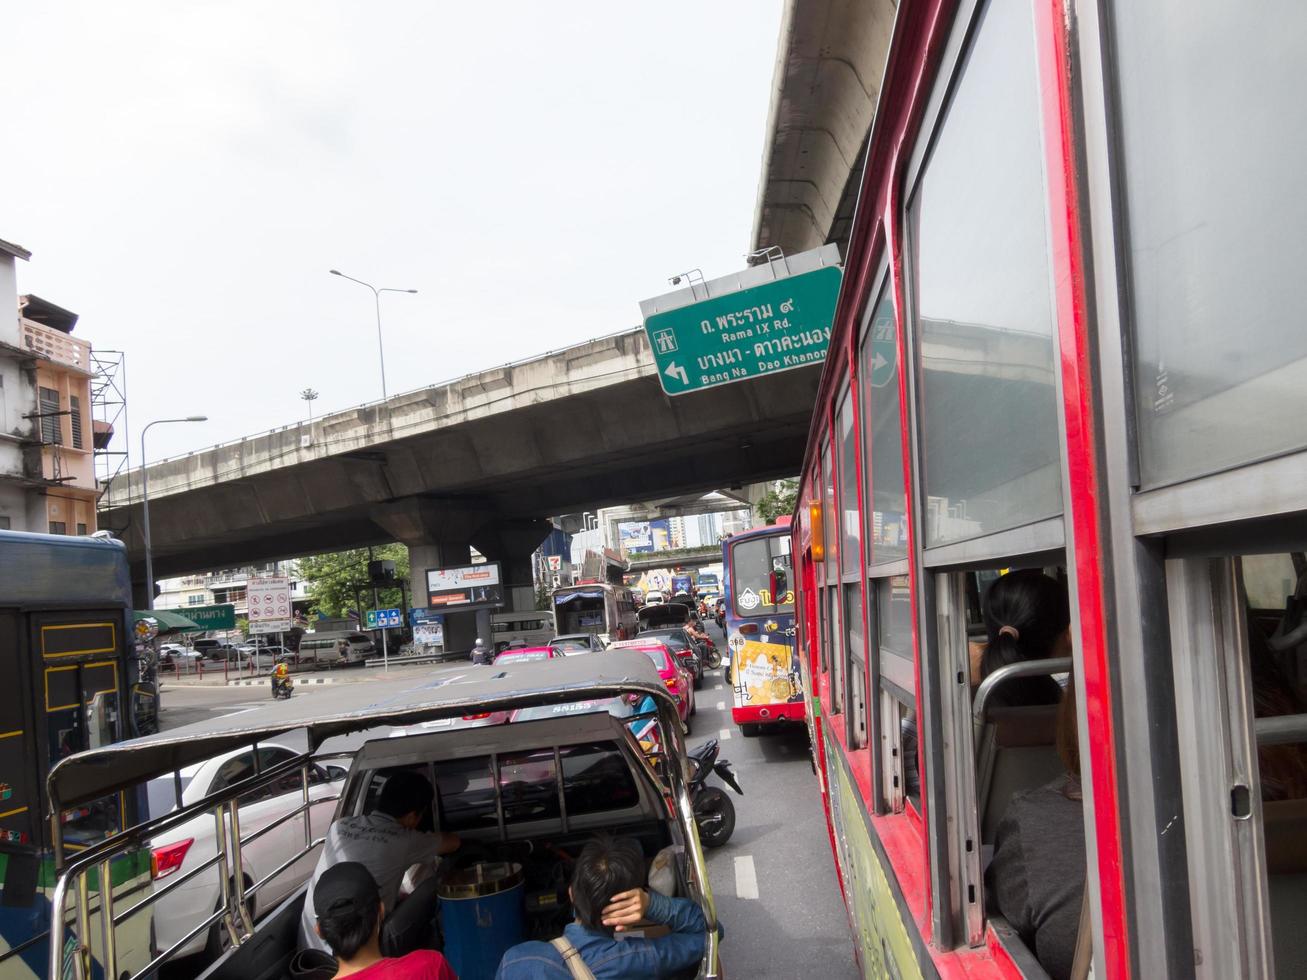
xmin=788 ymin=1 xmax=1307 ymax=978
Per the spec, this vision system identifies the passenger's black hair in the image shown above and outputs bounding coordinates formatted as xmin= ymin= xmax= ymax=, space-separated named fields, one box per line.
xmin=316 ymin=879 xmax=380 ymax=960
xmin=981 ymin=569 xmax=1069 ymax=707
xmin=377 ymin=769 xmax=435 ymax=820
xmin=570 ymin=836 xmax=646 ymax=934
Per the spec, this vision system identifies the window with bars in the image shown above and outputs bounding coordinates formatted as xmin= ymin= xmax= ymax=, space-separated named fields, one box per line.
xmin=39 ymin=387 xmax=61 ymax=444
xmin=49 ymin=521 xmax=67 ymax=535
xmin=70 ymin=395 xmax=83 ymax=449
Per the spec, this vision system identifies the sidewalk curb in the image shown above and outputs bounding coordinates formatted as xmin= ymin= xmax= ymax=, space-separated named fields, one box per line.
xmin=227 ymin=677 xmax=337 ymax=687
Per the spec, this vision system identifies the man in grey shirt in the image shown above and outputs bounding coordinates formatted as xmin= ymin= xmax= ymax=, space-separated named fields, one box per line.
xmin=300 ymin=770 xmax=460 ymax=955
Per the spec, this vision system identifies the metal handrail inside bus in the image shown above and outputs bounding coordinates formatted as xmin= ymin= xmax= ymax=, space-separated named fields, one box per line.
xmin=971 ymin=657 xmax=1073 ymax=725
xmin=1255 ymin=713 xmax=1307 ymax=746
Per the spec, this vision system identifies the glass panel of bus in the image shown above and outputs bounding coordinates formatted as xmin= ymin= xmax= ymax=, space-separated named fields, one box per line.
xmin=1114 ymin=2 xmax=1307 ymax=489
xmin=909 ymin=0 xmax=1062 ymax=546
xmin=860 ymin=282 xmax=908 ymax=565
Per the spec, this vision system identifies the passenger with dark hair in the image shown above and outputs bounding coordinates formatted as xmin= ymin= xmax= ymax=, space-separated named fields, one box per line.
xmin=496 ymin=835 xmax=712 ymax=978
xmin=987 ymin=683 xmax=1088 ymax=980
xmin=976 ymin=569 xmax=1070 ymax=707
xmin=300 ymin=770 xmax=460 ymax=956
xmin=311 ymin=862 xmax=457 ymax=978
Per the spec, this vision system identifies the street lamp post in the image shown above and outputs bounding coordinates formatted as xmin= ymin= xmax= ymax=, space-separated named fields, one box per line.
xmin=328 ymin=270 xmax=418 ymax=401
xmin=300 ymin=387 xmax=320 ymax=422
xmin=141 ymin=416 xmax=208 ymax=610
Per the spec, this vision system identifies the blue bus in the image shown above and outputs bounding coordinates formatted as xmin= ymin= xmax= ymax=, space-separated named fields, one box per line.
xmin=0 ymin=530 xmax=153 ymax=978
xmin=722 ymin=520 xmax=802 ymax=736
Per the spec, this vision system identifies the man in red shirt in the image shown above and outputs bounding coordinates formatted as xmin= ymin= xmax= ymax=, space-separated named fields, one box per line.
xmin=313 ymin=862 xmax=457 ymax=979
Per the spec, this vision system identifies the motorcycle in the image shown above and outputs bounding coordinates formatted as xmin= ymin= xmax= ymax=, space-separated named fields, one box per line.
xmin=271 ymin=673 xmax=294 ymax=699
xmin=688 ymin=738 xmax=743 ymax=847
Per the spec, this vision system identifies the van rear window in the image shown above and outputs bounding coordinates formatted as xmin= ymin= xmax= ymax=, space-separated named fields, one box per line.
xmin=432 ymin=742 xmax=639 ymax=830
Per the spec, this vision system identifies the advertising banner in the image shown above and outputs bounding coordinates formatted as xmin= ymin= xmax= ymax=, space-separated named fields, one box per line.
xmin=618 ymin=521 xmax=653 ymax=554
xmin=425 ymin=562 xmax=504 ymax=610
xmin=248 ymin=576 xmax=292 ymax=634
xmin=410 ymin=607 xmax=445 ymax=648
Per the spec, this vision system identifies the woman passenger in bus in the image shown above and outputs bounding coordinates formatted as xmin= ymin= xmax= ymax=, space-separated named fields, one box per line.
xmin=986 ymin=683 xmax=1086 ymax=980
xmin=974 ymin=569 xmax=1070 ymax=708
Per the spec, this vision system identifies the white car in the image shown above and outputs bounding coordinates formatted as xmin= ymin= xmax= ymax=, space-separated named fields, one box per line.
xmin=146 ymin=744 xmax=344 ymax=959
xmin=644 ymin=591 xmax=665 ymax=605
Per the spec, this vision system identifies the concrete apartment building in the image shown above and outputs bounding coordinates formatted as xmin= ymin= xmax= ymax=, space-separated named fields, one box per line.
xmin=0 ymin=236 xmax=102 ymax=534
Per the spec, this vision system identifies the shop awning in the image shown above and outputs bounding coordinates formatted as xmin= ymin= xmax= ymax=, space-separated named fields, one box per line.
xmin=133 ymin=609 xmax=203 ymax=634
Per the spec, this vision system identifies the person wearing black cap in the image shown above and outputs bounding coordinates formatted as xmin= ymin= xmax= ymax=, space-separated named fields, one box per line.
xmin=313 ymin=862 xmax=457 ymax=979
xmin=300 ymin=770 xmax=459 ymax=956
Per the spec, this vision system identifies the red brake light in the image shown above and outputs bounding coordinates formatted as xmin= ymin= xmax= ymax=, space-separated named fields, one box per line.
xmin=463 ymin=713 xmax=492 ymax=720
xmin=151 ymin=838 xmax=194 ymax=879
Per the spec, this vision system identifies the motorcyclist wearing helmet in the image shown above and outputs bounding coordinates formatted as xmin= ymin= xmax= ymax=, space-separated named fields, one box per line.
xmin=470 ymin=637 xmax=492 ymax=666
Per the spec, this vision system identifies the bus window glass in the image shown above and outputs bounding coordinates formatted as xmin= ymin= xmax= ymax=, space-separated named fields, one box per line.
xmin=861 ymin=283 xmax=907 ymax=565
xmin=878 ymin=576 xmax=913 ymax=664
xmin=839 ymin=391 xmax=859 ymax=577
xmin=909 ymin=0 xmax=1062 ymax=546
xmin=823 ymin=440 xmax=844 ymax=711
xmin=1113 ymin=2 xmax=1307 ymax=489
xmin=730 ymin=534 xmax=794 ymax=618
xmin=499 ymin=750 xmax=561 ymax=825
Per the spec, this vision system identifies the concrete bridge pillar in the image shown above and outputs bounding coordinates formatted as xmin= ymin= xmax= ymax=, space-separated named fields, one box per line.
xmin=471 ymin=518 xmax=554 ymax=613
xmin=371 ymin=500 xmax=494 ymax=657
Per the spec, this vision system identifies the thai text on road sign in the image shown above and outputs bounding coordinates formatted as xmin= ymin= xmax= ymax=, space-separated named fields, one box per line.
xmin=643 ymin=263 xmax=842 ymax=396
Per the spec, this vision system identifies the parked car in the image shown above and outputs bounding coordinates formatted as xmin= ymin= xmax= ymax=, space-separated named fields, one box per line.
xmin=609 ymin=639 xmax=695 ymax=729
xmin=492 ymin=645 xmax=564 ymax=666
xmin=194 ymin=639 xmax=238 ymax=660
xmin=244 ymin=646 xmax=291 ymax=669
xmin=636 ymin=628 xmax=704 ymax=689
xmin=146 ymin=744 xmax=345 ymax=959
xmin=296 ymin=631 xmax=374 ymax=667
xmin=158 ymin=645 xmax=202 ymax=671
xmin=548 ymin=633 xmax=606 ymax=655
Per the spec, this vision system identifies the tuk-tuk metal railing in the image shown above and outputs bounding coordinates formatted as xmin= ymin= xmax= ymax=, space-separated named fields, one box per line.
xmin=49 ymin=749 xmax=348 ymax=980
xmin=48 ymin=692 xmax=721 ymax=979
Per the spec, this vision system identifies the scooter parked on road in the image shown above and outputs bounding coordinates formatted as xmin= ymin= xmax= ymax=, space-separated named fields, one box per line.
xmin=688 ymin=738 xmax=743 ymax=847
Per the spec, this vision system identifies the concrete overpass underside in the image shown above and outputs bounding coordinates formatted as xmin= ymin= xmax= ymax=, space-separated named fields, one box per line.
xmin=102 ymin=329 xmax=819 ymax=588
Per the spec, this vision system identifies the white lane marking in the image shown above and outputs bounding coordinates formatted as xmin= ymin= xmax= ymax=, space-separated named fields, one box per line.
xmin=716 ymin=701 xmax=725 ymax=710
xmin=734 ymin=855 xmax=759 ymax=900
xmin=718 ymin=728 xmax=732 ymax=740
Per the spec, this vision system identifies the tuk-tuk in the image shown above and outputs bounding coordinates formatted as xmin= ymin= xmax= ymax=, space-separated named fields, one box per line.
xmin=45 ymin=650 xmax=722 ymax=980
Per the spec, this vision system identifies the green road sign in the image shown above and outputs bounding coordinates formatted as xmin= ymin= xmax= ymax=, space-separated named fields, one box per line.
xmin=163 ymin=603 xmax=236 ymax=630
xmin=868 ymin=304 xmax=897 ymax=388
xmin=643 ymin=264 xmax=843 ymax=396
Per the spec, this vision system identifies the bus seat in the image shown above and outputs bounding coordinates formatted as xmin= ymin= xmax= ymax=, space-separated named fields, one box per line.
xmin=977 ymin=704 xmax=1062 ymax=843
xmin=1263 ymin=798 xmax=1307 ymax=874
xmin=1269 ymin=874 xmax=1307 ymax=977
xmin=1263 ymin=798 xmax=1307 ymax=976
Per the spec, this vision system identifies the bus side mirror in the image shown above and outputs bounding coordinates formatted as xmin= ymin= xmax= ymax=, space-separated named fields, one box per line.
xmin=770 ymin=569 xmax=787 ymax=601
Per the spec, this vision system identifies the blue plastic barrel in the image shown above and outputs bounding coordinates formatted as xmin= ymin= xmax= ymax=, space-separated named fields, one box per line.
xmin=438 ymin=862 xmax=526 ymax=980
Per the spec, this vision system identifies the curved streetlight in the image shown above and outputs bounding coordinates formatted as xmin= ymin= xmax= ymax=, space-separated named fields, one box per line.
xmin=329 ymin=270 xmax=418 ymax=401
xmin=141 ymin=415 xmax=208 ymax=609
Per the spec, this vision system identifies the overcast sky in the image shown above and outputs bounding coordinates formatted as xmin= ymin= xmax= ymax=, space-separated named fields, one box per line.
xmin=1 ymin=1 xmax=783 ymax=462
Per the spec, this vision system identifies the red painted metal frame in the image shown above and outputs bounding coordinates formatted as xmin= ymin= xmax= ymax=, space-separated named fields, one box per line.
xmin=1031 ymin=1 xmax=1129 ymax=976
xmin=788 ymin=0 xmax=1137 ymax=976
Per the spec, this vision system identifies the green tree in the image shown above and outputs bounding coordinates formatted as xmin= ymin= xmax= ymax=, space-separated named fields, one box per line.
xmin=297 ymin=545 xmax=410 ymax=619
xmin=235 ymin=616 xmax=249 ymax=639
xmin=756 ymin=479 xmax=799 ymax=525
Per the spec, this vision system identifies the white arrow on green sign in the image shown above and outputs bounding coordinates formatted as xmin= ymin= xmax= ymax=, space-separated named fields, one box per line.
xmin=643 ymin=264 xmax=843 ymax=396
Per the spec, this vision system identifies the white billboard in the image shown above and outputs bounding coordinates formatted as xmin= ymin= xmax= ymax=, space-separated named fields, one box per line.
xmin=425 ymin=561 xmax=504 ymax=610
xmin=247 ymin=575 xmax=292 ymax=634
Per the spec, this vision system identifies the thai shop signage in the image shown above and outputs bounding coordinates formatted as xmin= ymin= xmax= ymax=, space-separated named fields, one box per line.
xmin=163 ymin=603 xmax=236 ymax=631
xmin=639 ymin=243 xmax=842 ymax=397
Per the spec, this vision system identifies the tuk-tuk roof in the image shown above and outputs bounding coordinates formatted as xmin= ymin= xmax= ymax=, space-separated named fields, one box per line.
xmin=48 ymin=650 xmax=673 ymax=810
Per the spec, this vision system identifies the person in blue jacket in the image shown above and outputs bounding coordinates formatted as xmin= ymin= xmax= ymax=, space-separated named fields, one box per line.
xmin=496 ymin=835 xmax=712 ymax=979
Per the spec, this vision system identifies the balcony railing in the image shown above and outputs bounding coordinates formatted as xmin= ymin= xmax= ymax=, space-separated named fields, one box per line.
xmin=21 ymin=318 xmax=91 ymax=372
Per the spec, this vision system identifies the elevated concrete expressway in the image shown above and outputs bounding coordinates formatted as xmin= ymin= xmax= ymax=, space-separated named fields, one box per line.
xmin=101 ymin=327 xmax=821 ymax=641
xmin=751 ymin=0 xmax=896 ymax=258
